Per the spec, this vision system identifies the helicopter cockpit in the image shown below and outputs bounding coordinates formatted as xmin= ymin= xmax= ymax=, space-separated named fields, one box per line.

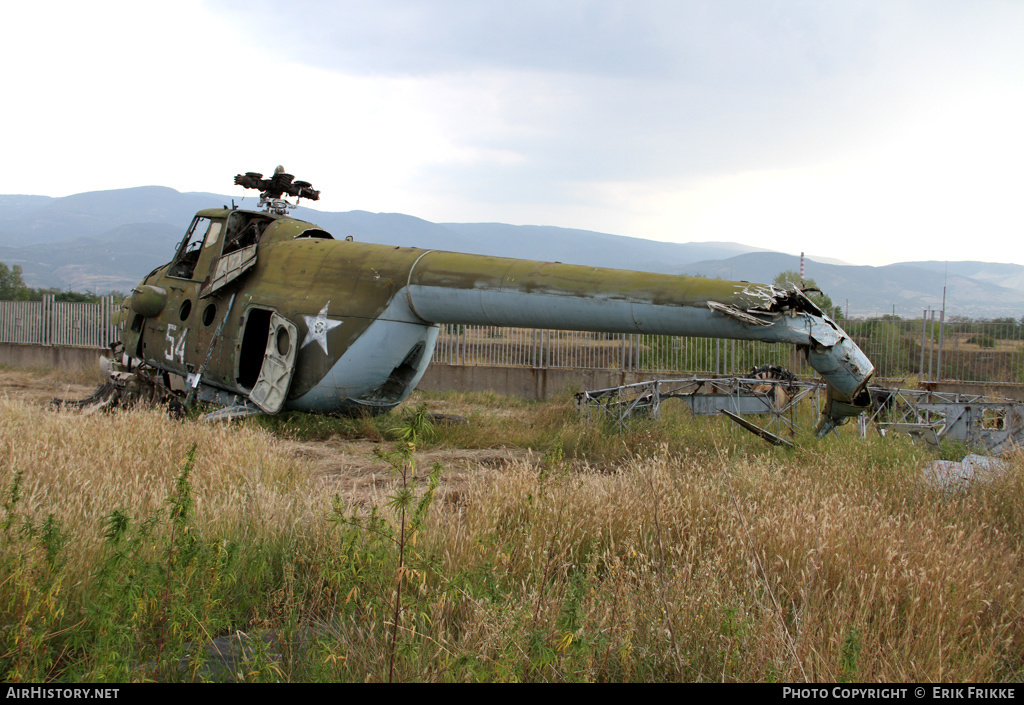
xmin=167 ymin=168 xmax=322 ymax=283
xmin=168 ymin=209 xmax=279 ymax=282
xmin=223 ymin=211 xmax=272 ymax=254
xmin=169 ymin=215 xmax=220 ymax=280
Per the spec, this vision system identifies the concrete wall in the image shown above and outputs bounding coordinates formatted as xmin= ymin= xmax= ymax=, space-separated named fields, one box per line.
xmin=921 ymin=381 xmax=1024 ymax=403
xmin=0 ymin=344 xmax=656 ymax=401
xmin=4 ymin=342 xmax=1023 ymax=404
xmin=0 ymin=343 xmax=104 ymax=372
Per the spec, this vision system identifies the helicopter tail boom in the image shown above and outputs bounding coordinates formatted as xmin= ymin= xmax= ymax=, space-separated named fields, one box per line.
xmin=400 ymin=251 xmax=872 ymax=434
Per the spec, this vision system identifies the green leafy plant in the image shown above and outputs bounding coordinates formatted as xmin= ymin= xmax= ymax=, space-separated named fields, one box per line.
xmin=390 ymin=404 xmax=435 ymax=445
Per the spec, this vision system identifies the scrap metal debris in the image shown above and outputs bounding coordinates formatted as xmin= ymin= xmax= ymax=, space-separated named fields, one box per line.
xmin=707 ymin=301 xmax=773 ymax=326
xmin=51 ymin=362 xmax=177 ymax=414
xmin=576 ymin=369 xmax=820 ymax=440
xmin=580 ymin=371 xmax=1024 ymax=455
xmin=923 ymin=454 xmax=1010 ymax=490
xmin=720 ymin=409 xmax=795 ymax=448
xmin=865 ymin=388 xmax=1024 ymax=455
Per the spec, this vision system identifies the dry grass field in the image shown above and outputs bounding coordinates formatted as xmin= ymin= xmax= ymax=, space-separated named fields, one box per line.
xmin=1 ymin=366 xmax=1023 ymax=682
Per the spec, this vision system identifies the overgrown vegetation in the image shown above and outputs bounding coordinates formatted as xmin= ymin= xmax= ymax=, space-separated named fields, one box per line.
xmin=1 ymin=376 xmax=1024 ymax=682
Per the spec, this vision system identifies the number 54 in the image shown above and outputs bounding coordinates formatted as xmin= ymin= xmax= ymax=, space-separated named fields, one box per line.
xmin=165 ymin=324 xmax=187 ymax=363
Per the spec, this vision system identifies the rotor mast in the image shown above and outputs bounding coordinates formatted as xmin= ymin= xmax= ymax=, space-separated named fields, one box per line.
xmin=233 ymin=165 xmax=320 ymax=215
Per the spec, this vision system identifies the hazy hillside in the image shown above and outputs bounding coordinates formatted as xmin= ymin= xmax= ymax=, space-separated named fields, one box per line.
xmin=675 ymin=252 xmax=1024 ymax=318
xmin=901 ymin=261 xmax=1024 ymax=293
xmin=0 ymin=187 xmax=224 ymax=247
xmin=0 ymin=195 xmax=55 ymax=212
xmin=0 ymin=223 xmax=182 ymax=293
xmin=437 ymin=223 xmax=774 ymax=272
xmin=0 ymin=187 xmax=771 ymax=292
xmin=0 ymin=186 xmax=1021 ymax=319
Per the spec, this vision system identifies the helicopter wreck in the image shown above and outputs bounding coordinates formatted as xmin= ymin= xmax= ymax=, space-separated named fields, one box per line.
xmin=91 ymin=168 xmax=873 ymax=436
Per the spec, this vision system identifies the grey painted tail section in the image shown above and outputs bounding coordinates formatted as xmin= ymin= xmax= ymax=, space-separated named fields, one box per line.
xmin=403 ymin=255 xmax=874 ymax=433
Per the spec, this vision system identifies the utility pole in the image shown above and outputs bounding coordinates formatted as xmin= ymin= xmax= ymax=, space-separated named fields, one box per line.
xmin=936 ymin=267 xmax=947 ymax=382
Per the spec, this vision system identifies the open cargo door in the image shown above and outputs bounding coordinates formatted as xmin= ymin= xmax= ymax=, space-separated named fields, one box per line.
xmin=249 ymin=313 xmax=298 ymax=413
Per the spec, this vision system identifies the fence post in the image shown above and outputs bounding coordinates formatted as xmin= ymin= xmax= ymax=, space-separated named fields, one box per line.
xmin=928 ymin=310 xmax=936 ymax=383
xmin=102 ymin=296 xmax=109 ymax=348
xmin=45 ymin=294 xmax=53 ymax=346
xmin=935 ymin=308 xmax=945 ymax=383
xmin=919 ymin=310 xmax=927 ymax=384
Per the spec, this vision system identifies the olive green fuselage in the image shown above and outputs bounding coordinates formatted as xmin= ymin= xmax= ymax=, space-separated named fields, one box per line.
xmin=120 ymin=208 xmax=873 ymax=423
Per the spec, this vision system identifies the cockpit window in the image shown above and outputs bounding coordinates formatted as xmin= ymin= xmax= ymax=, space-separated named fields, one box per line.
xmin=223 ymin=212 xmax=273 ymax=255
xmin=169 ymin=216 xmax=218 ymax=279
xmin=203 ymin=221 xmax=223 ymax=249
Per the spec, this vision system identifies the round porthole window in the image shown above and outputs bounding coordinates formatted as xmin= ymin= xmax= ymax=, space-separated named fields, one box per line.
xmin=202 ymin=303 xmax=217 ymax=326
xmin=178 ymin=300 xmax=192 ymax=321
xmin=276 ymin=328 xmax=290 ymax=356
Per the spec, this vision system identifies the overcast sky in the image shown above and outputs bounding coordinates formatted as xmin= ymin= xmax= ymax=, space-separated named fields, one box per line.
xmin=4 ymin=0 xmax=1023 ymax=266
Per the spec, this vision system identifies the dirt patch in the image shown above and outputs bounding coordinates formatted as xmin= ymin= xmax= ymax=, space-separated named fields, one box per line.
xmin=287 ymin=438 xmax=526 ymax=507
xmin=0 ymin=368 xmax=99 ymax=407
xmin=0 ymin=368 xmax=533 ymax=507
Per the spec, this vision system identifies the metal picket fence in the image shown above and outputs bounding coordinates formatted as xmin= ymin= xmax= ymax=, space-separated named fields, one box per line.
xmin=0 ymin=296 xmax=1020 ymax=386
xmin=431 ymin=318 xmax=1024 ymax=386
xmin=0 ymin=295 xmax=119 ymax=349
xmin=431 ymin=325 xmax=806 ymax=377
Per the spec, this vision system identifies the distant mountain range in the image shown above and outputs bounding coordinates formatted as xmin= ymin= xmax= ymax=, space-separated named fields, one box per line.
xmin=0 ymin=186 xmax=1022 ymax=319
xmin=671 ymin=254 xmax=1024 ymax=319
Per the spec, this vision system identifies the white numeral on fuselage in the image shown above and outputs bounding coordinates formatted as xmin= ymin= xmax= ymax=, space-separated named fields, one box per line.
xmin=165 ymin=324 xmax=187 ymax=364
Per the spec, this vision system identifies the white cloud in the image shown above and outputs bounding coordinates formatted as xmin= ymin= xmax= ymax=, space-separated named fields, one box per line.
xmin=3 ymin=0 xmax=1023 ymax=267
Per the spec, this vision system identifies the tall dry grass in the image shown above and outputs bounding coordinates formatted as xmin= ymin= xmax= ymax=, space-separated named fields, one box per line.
xmin=0 ymin=395 xmax=317 ymax=571
xmin=409 ymin=437 xmax=1024 ymax=682
xmin=0 ymin=385 xmax=1022 ymax=682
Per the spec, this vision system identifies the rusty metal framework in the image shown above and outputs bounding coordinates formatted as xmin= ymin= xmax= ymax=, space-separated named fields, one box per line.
xmin=578 ymin=376 xmax=1024 ymax=454
xmin=575 ymin=376 xmax=824 ymax=436
xmin=861 ymin=388 xmax=1024 ymax=454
